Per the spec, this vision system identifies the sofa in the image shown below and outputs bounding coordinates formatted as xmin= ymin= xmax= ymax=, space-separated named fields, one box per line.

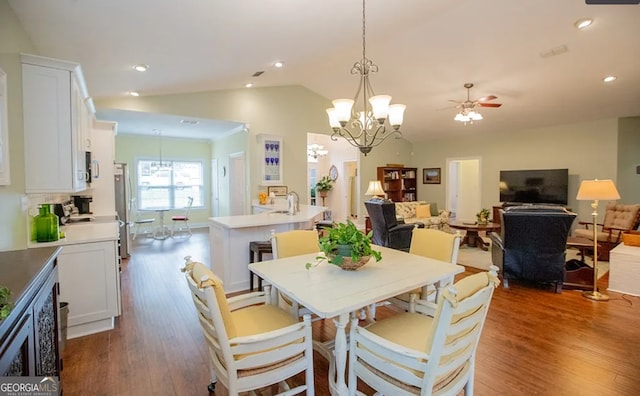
xmin=394 ymin=201 xmax=450 ymax=230
xmin=490 ymin=205 xmax=577 ymax=292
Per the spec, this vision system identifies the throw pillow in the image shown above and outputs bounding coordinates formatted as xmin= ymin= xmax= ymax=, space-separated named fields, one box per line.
xmin=416 ymin=204 xmax=431 ymax=218
xmin=430 ymin=202 xmax=439 ymax=216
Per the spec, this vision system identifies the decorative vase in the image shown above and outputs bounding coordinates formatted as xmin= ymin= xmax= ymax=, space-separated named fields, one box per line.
xmin=34 ymin=204 xmax=59 ymax=242
xmin=319 ymin=190 xmax=328 ymax=198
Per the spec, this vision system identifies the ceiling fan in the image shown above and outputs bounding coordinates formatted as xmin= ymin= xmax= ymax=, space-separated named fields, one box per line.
xmin=450 ymin=83 xmax=502 ymax=124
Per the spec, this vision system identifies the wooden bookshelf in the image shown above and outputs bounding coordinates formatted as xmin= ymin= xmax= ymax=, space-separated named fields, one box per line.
xmin=377 ymin=166 xmax=418 ymax=202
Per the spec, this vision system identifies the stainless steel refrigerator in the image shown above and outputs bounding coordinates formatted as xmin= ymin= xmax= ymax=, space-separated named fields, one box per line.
xmin=114 ymin=163 xmax=131 ymax=259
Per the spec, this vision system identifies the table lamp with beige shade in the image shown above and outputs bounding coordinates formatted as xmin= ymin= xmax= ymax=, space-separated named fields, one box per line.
xmin=576 ymin=179 xmax=621 ymax=301
xmin=365 ymin=180 xmax=385 ymax=200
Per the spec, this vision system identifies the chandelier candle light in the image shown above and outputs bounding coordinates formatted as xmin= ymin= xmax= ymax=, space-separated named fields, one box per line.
xmin=575 ymin=179 xmax=621 ymax=302
xmin=325 ymin=0 xmax=406 ymax=156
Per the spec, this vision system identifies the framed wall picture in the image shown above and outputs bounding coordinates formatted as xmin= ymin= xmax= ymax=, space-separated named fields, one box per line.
xmin=267 ymin=185 xmax=288 ymax=196
xmin=257 ymin=134 xmax=283 ymax=185
xmin=423 ymin=168 xmax=441 ymax=184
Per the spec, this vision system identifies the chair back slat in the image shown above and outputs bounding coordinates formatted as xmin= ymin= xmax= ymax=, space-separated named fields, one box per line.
xmin=350 ymin=269 xmax=498 ymax=395
xmin=182 ymin=257 xmax=314 ymax=394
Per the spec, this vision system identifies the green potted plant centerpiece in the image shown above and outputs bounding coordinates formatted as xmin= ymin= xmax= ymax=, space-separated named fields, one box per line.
xmin=315 ymin=175 xmax=334 ymax=198
xmin=476 ymin=208 xmax=490 ymax=224
xmin=307 ymin=219 xmax=382 ymax=270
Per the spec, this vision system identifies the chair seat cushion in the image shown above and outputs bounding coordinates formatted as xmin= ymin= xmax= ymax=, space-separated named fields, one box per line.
xmin=367 ymin=312 xmax=434 ymax=353
xmin=574 ymin=227 xmax=622 ymax=243
xmin=172 ymin=215 xmax=188 ymax=221
xmin=231 ymin=304 xmax=298 ymax=337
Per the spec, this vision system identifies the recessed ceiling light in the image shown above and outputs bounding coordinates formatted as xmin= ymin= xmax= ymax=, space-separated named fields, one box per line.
xmin=245 ymin=83 xmax=253 ymax=88
xmin=133 ymin=64 xmax=149 ymax=72
xmin=129 ymin=91 xmax=140 ymax=97
xmin=574 ymin=18 xmax=593 ymax=30
xmin=274 ymin=61 xmax=284 ymax=68
xmin=603 ymin=75 xmax=617 ymax=83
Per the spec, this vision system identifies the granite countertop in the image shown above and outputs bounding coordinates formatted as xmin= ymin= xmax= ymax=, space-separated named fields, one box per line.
xmin=209 ymin=204 xmax=327 ymax=229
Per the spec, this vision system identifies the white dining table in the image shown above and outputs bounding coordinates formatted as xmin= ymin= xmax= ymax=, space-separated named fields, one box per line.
xmin=248 ymin=246 xmax=464 ymax=396
xmin=142 ymin=208 xmax=171 ymax=240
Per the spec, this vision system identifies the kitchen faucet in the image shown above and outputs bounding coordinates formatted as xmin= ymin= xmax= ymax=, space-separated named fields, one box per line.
xmin=287 ymin=191 xmax=300 ymax=214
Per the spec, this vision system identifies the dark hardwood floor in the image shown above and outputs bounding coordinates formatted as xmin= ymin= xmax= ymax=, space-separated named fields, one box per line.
xmin=61 ymin=229 xmax=640 ymax=395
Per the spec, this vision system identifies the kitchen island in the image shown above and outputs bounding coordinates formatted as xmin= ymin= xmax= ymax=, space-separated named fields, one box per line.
xmin=209 ymin=204 xmax=326 ymax=292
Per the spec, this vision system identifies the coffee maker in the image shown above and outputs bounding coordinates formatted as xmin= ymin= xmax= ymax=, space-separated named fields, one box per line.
xmin=72 ymin=195 xmax=93 ymax=215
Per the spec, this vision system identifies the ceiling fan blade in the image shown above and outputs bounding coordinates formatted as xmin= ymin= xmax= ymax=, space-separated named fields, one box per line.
xmin=477 ymin=95 xmax=498 ymax=102
xmin=478 ymin=102 xmax=502 ymax=108
xmin=448 ymin=99 xmax=463 ymax=104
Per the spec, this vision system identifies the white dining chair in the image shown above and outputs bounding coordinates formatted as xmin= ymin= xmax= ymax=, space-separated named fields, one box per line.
xmin=171 ymin=196 xmax=193 ymax=237
xmin=388 ymin=228 xmax=462 ymax=312
xmin=348 ymin=267 xmax=499 ymax=396
xmin=181 ymin=256 xmax=314 ymax=395
xmin=130 ymin=198 xmax=155 ymax=240
xmin=271 ymin=230 xmax=320 ymax=320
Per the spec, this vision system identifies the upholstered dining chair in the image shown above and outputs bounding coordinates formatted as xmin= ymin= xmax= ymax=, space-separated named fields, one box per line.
xmin=271 ymin=230 xmax=320 ymax=319
xmin=389 ymin=228 xmax=462 ymax=312
xmin=171 ymin=196 xmax=194 ymax=237
xmin=181 ymin=256 xmax=314 ymax=395
xmin=348 ymin=267 xmax=499 ymax=396
xmin=130 ymin=198 xmax=155 ymax=240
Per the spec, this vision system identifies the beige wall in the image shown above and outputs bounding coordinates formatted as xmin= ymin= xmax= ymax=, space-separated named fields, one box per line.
xmin=617 ymin=117 xmax=640 ymax=204
xmin=411 ymin=118 xmax=623 ymax=223
xmin=0 ymin=0 xmax=36 ymax=250
xmin=114 ymin=134 xmax=212 ymax=225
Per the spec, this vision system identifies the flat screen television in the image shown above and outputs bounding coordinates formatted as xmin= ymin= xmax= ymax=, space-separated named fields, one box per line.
xmin=499 ymin=168 xmax=568 ymax=205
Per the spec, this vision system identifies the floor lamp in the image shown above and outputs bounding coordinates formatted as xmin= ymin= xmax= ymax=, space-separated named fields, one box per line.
xmin=576 ymin=179 xmax=620 ymax=301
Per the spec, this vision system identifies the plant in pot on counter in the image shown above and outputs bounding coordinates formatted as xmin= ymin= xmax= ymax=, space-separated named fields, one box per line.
xmin=0 ymin=286 xmax=13 ymax=321
xmin=315 ymin=176 xmax=334 ymax=198
xmin=306 ymin=220 xmax=381 ymax=270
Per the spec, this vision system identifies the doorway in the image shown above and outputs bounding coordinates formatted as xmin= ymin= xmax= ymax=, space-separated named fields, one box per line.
xmin=229 ymin=152 xmax=246 ymax=215
xmin=446 ymin=157 xmax=481 ymax=223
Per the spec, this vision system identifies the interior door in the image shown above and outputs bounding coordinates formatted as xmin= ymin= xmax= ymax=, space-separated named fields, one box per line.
xmin=229 ymin=152 xmax=245 ymax=215
xmin=211 ymin=158 xmax=219 ymax=217
xmin=446 ymin=157 xmax=481 ymax=223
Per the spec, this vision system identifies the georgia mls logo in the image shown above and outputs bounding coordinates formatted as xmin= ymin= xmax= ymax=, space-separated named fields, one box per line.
xmin=0 ymin=376 xmax=59 ymax=396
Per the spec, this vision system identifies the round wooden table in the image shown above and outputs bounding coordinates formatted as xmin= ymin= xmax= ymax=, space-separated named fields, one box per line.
xmin=448 ymin=221 xmax=500 ymax=251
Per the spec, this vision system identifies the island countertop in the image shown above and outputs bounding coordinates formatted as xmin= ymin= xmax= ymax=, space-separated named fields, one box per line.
xmin=209 ymin=204 xmax=327 ymax=229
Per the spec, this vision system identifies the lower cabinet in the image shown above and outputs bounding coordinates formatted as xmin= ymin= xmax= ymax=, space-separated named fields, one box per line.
xmin=57 ymin=240 xmax=120 ymax=338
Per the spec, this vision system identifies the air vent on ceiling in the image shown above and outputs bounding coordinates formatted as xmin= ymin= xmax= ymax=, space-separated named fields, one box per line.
xmin=540 ymin=45 xmax=569 ymax=58
xmin=252 ymin=71 xmax=264 ymax=77
xmin=180 ymin=119 xmax=200 ymax=125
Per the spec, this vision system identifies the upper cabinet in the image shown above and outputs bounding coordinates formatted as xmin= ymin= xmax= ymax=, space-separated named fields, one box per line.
xmin=21 ymin=54 xmax=95 ymax=193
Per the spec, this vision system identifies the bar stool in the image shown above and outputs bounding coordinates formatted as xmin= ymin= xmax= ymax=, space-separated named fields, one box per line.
xmin=249 ymin=240 xmax=273 ymax=291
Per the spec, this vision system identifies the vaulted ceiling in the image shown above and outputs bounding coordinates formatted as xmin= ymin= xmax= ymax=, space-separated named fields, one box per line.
xmin=8 ymin=0 xmax=640 ymax=141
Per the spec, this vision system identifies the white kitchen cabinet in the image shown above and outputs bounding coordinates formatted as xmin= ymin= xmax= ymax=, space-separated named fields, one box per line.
xmin=21 ymin=53 xmax=94 ymax=193
xmin=87 ymin=120 xmax=117 ymax=216
xmin=57 ymin=240 xmax=121 ymax=338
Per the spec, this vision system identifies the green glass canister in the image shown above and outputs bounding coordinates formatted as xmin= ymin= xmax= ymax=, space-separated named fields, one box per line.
xmin=35 ymin=204 xmax=60 ymax=242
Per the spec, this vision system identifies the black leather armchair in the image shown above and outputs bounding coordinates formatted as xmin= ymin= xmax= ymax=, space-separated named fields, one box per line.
xmin=365 ymin=200 xmax=415 ymax=252
xmin=490 ymin=205 xmax=577 ymax=292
